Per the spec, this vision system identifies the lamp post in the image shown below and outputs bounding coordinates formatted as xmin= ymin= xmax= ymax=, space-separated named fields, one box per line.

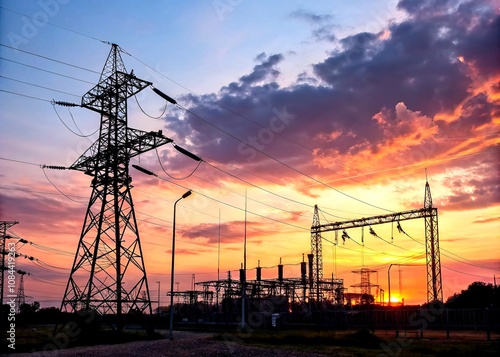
xmin=157 ymin=281 xmax=160 ymax=315
xmin=169 ymin=189 xmax=192 ymax=339
xmin=388 ymin=264 xmax=394 ymax=307
xmin=132 ymin=164 xmax=193 ymax=340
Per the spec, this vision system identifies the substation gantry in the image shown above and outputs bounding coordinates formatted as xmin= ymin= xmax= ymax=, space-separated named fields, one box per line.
xmin=311 ymin=179 xmax=443 ymax=304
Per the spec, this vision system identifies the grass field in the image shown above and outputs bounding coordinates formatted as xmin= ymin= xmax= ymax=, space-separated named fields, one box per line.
xmin=2 ymin=325 xmax=499 ymax=356
xmin=1 ymin=324 xmax=161 ymax=354
xmin=215 ymin=329 xmax=500 ymax=357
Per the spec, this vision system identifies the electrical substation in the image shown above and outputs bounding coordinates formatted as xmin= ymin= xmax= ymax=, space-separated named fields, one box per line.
xmin=173 ymin=177 xmax=442 ymax=326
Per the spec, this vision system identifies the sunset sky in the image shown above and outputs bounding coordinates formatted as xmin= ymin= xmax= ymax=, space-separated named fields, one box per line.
xmin=0 ymin=0 xmax=499 ymax=309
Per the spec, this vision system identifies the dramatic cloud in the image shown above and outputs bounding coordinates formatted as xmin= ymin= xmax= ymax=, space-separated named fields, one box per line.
xmin=158 ymin=0 xmax=498 ymax=208
xmin=435 ymin=157 xmax=500 ymax=211
xmin=290 ymin=9 xmax=336 ymax=42
xmin=181 ymin=220 xmax=269 ymax=245
xmin=0 ymin=191 xmax=84 ymax=234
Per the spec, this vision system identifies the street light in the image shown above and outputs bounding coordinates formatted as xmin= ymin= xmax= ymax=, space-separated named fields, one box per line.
xmin=157 ymin=281 xmax=160 ymax=315
xmin=132 ymin=164 xmax=193 ymax=339
xmin=169 ymin=189 xmax=192 ymax=340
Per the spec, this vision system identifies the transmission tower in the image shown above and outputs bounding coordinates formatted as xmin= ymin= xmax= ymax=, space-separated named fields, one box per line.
xmin=59 ymin=44 xmax=173 ymax=317
xmin=350 ymin=267 xmax=378 ymax=295
xmin=310 ymin=205 xmax=323 ymax=301
xmin=424 ymin=177 xmax=443 ymax=303
xmin=15 ymin=271 xmax=26 ymax=313
xmin=1 ymin=221 xmax=18 ymax=309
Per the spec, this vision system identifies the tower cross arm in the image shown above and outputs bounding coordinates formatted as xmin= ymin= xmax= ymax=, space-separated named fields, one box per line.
xmin=69 ymin=140 xmax=101 ymax=174
xmin=127 ymin=129 xmax=173 ymax=158
xmin=81 ymin=71 xmax=153 ymax=114
xmin=69 ymin=130 xmax=173 ymax=174
xmin=313 ymin=207 xmax=437 ymax=233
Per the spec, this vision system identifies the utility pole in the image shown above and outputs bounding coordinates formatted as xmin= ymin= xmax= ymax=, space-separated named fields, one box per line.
xmin=57 ymin=44 xmax=174 ymax=320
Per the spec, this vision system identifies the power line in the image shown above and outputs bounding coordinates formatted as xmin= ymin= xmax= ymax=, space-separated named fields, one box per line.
xmin=177 ymin=103 xmax=393 ymax=213
xmin=1 ymin=31 xmax=392 ymax=213
xmin=125 ymin=52 xmax=366 ymax=187
xmin=441 ymin=250 xmax=499 ymax=271
xmin=0 ymin=57 xmax=96 ymax=84
xmin=0 ymin=157 xmax=40 ymax=166
xmin=442 ymin=264 xmax=493 ymax=280
xmin=10 ymin=231 xmax=75 ymax=257
xmin=2 ymin=44 xmax=382 ymax=216
xmin=0 ymin=7 xmax=109 ymax=45
xmin=2 ymin=45 xmax=357 ymax=220
xmin=1 ymin=75 xmax=80 ymax=97
xmin=0 ymin=89 xmax=51 ymax=102
xmin=202 ymin=157 xmax=318 ymax=211
xmin=199 ymin=160 xmax=313 ymax=219
xmin=0 ymin=43 xmax=101 ymax=74
xmin=0 ymin=153 xmax=310 ymax=233
xmin=41 ymin=166 xmax=85 ymax=204
xmin=150 ymin=170 xmax=310 ymax=232
xmin=0 ymin=48 xmax=389 ymax=216
xmin=1 ymin=156 xmax=496 ymax=272
xmin=133 ymin=185 xmax=300 ymax=239
xmin=398 ymin=228 xmax=499 ymax=271
xmin=51 ymin=104 xmax=99 ymax=137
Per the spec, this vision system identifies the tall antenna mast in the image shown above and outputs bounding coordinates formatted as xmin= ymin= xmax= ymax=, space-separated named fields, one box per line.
xmin=60 ymin=44 xmax=173 ymax=320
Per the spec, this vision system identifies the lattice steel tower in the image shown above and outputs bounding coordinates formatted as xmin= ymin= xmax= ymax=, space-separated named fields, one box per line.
xmin=350 ymin=267 xmax=378 ymax=296
xmin=60 ymin=44 xmax=172 ymax=317
xmin=310 ymin=205 xmax=323 ymax=300
xmin=424 ymin=177 xmax=443 ymax=303
xmin=15 ymin=271 xmax=26 ymax=313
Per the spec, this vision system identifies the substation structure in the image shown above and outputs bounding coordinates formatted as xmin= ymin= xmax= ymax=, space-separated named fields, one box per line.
xmin=171 ymin=179 xmax=441 ymax=323
xmin=191 ymin=257 xmax=345 ymax=321
xmin=310 ymin=178 xmax=443 ymax=304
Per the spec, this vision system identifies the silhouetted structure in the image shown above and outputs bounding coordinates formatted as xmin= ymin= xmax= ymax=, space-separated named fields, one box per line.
xmin=58 ymin=44 xmax=173 ymax=318
xmin=311 ymin=177 xmax=443 ymax=303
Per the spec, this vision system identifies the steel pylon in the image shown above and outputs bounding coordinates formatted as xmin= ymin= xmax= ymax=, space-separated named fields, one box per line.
xmin=60 ymin=44 xmax=173 ymax=317
xmin=424 ymin=178 xmax=443 ymax=303
xmin=310 ymin=204 xmax=323 ymax=301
